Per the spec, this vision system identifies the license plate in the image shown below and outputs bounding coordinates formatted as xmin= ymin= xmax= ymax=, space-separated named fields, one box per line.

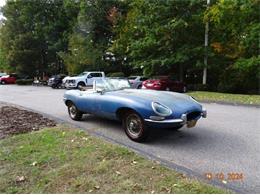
xmin=187 ymin=120 xmax=197 ymax=128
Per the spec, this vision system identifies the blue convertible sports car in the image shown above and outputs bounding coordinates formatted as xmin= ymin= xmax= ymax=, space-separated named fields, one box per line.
xmin=63 ymin=78 xmax=207 ymax=142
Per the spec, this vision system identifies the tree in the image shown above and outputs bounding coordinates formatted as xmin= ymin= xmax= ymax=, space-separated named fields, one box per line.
xmin=60 ymin=0 xmax=124 ymax=75
xmin=0 ymin=0 xmax=79 ymax=76
xmin=111 ymin=0 xmax=205 ymax=78
xmin=205 ymin=0 xmax=260 ymax=93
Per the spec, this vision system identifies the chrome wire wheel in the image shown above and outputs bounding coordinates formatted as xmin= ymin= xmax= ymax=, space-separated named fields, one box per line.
xmin=67 ymin=102 xmax=82 ymax=121
xmin=126 ymin=114 xmax=142 ymax=138
xmin=123 ymin=111 xmax=148 ymax=142
xmin=69 ymin=104 xmax=77 ymax=118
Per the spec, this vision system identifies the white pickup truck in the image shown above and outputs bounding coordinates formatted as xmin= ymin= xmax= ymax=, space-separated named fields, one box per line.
xmin=63 ymin=71 xmax=105 ymax=89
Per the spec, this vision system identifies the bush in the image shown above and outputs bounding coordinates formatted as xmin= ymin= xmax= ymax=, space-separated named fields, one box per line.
xmin=107 ymin=72 xmax=125 ymax=77
xmin=16 ymin=79 xmax=34 ymax=85
xmin=187 ymin=84 xmax=209 ymax=91
xmin=217 ymin=66 xmax=259 ymax=94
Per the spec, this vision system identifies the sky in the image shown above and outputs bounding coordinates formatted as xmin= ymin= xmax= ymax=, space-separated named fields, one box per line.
xmin=0 ymin=0 xmax=6 ymax=20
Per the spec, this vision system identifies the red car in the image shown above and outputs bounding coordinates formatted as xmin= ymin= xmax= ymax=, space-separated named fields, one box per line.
xmin=142 ymin=76 xmax=187 ymax=93
xmin=0 ymin=74 xmax=17 ymax=84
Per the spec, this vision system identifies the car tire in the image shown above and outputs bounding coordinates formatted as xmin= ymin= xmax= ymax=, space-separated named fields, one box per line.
xmin=67 ymin=102 xmax=83 ymax=121
xmin=137 ymin=85 xmax=142 ymax=89
xmin=166 ymin=87 xmax=170 ymax=91
xmin=77 ymin=82 xmax=86 ymax=89
xmin=122 ymin=110 xmax=148 ymax=142
xmin=183 ymin=86 xmax=187 ymax=93
xmin=1 ymin=81 xmax=5 ymax=84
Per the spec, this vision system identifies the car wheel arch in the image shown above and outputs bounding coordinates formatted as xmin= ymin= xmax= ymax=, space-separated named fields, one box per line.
xmin=77 ymin=81 xmax=86 ymax=87
xmin=65 ymin=100 xmax=73 ymax=107
xmin=116 ymin=107 xmax=142 ymax=121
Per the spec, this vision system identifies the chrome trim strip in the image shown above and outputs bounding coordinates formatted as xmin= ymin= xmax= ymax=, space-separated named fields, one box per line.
xmin=144 ymin=118 xmax=184 ymax=123
xmin=201 ymin=107 xmax=207 ymax=118
xmin=151 ymin=102 xmax=172 ymax=117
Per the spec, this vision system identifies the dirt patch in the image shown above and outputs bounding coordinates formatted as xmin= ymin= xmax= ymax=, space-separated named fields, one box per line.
xmin=0 ymin=105 xmax=56 ymax=139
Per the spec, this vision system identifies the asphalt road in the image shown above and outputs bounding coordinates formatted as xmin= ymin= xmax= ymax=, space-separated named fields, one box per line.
xmin=0 ymin=85 xmax=259 ymax=193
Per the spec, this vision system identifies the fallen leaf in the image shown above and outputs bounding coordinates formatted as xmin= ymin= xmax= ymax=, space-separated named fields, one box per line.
xmin=173 ymin=183 xmax=178 ymax=187
xmin=115 ymin=171 xmax=121 ymax=175
xmin=161 ymin=186 xmax=171 ymax=193
xmin=16 ymin=176 xmax=26 ymax=182
xmin=151 ymin=190 xmax=155 ymax=194
xmin=152 ymin=166 xmax=155 ymax=169
xmin=31 ymin=161 xmax=37 ymax=166
xmin=88 ymin=189 xmax=93 ymax=193
xmin=94 ymin=185 xmax=100 ymax=189
xmin=132 ymin=160 xmax=137 ymax=164
xmin=82 ymin=137 xmax=88 ymax=141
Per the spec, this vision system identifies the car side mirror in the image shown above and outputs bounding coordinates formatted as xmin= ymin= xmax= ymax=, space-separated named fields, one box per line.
xmin=87 ymin=75 xmax=92 ymax=79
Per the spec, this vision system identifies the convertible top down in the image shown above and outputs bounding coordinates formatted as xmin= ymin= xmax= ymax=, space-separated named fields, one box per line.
xmin=63 ymin=78 xmax=207 ymax=142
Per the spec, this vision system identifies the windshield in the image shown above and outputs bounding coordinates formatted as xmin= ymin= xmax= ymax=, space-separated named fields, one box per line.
xmin=95 ymin=78 xmax=131 ymax=92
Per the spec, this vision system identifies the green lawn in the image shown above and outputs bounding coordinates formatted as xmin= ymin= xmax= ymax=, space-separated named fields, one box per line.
xmin=0 ymin=126 xmax=228 ymax=193
xmin=187 ymin=91 xmax=260 ymax=105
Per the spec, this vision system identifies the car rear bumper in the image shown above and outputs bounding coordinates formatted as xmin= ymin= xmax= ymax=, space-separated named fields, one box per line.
xmin=142 ymin=85 xmax=163 ymax=90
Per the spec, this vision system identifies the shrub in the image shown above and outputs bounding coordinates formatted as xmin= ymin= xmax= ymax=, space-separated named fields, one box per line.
xmin=187 ymin=84 xmax=209 ymax=91
xmin=217 ymin=66 xmax=259 ymax=94
xmin=16 ymin=79 xmax=34 ymax=85
xmin=107 ymin=72 xmax=125 ymax=77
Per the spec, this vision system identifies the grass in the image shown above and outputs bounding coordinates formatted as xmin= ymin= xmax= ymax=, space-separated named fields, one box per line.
xmin=0 ymin=126 xmax=228 ymax=193
xmin=187 ymin=91 xmax=260 ymax=105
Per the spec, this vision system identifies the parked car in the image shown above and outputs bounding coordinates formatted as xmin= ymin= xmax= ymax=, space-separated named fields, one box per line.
xmin=63 ymin=78 xmax=206 ymax=142
xmin=142 ymin=76 xmax=187 ymax=92
xmin=63 ymin=71 xmax=105 ymax=89
xmin=0 ymin=73 xmax=17 ymax=84
xmin=0 ymin=72 xmax=7 ymax=78
xmin=48 ymin=74 xmax=67 ymax=89
xmin=128 ymin=76 xmax=148 ymax=89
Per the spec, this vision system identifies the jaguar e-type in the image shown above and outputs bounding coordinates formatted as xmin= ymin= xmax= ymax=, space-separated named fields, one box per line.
xmin=63 ymin=78 xmax=207 ymax=142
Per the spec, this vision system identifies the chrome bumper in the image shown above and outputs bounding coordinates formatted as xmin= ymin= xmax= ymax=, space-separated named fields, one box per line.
xmin=144 ymin=108 xmax=207 ymax=124
xmin=202 ymin=107 xmax=207 ymax=118
xmin=144 ymin=113 xmax=187 ymax=124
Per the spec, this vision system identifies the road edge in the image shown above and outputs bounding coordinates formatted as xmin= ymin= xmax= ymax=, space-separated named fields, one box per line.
xmin=199 ymin=100 xmax=260 ymax=108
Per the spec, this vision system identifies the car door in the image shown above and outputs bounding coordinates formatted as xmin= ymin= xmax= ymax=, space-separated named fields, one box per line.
xmin=93 ymin=92 xmax=117 ymax=120
xmin=86 ymin=73 xmax=102 ymax=85
xmin=76 ymin=91 xmax=98 ymax=114
xmin=9 ymin=74 xmax=17 ymax=84
xmin=92 ymin=73 xmax=103 ymax=84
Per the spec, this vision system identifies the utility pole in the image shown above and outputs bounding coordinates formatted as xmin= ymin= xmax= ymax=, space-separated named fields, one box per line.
xmin=203 ymin=0 xmax=210 ymax=85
